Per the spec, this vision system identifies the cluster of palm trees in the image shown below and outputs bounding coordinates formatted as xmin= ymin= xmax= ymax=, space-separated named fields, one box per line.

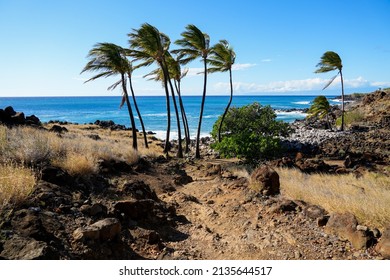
xmin=81 ymin=23 xmax=236 ymax=159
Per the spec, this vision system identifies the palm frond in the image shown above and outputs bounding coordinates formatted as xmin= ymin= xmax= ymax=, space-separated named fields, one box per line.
xmin=322 ymin=72 xmax=339 ymax=90
xmin=314 ymin=51 xmax=342 ymax=73
xmin=107 ymin=79 xmax=122 ymax=91
xmin=173 ymin=24 xmax=210 ymax=63
xmin=83 ymin=70 xmax=115 ymax=83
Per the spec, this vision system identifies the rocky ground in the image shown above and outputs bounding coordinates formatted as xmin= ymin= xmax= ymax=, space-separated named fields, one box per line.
xmin=1 ymin=89 xmax=389 ymax=260
xmin=1 ymin=151 xmax=389 ymax=260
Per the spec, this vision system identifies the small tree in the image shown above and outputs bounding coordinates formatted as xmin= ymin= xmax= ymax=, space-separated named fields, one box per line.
xmin=211 ymin=102 xmax=291 ymax=162
xmin=315 ymin=51 xmax=345 ymax=131
xmin=307 ymin=95 xmax=332 ymax=130
xmin=208 ymin=39 xmax=236 ymax=142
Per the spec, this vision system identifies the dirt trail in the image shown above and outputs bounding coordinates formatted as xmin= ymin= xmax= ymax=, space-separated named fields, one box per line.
xmin=158 ymin=161 xmax=377 ymax=260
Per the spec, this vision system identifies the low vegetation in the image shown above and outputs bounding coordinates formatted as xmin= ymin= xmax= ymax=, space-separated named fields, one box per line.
xmin=335 ymin=110 xmax=365 ymax=127
xmin=0 ymin=163 xmax=36 ymax=211
xmin=277 ymin=167 xmax=390 ymax=230
xmin=0 ymin=124 xmax=162 ymax=207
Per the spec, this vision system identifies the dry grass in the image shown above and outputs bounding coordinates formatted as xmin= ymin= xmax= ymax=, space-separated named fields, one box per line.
xmin=0 ymin=163 xmax=36 ymax=210
xmin=0 ymin=124 xmax=163 ymax=175
xmin=0 ymin=123 xmax=164 ymax=208
xmin=52 ymin=152 xmax=98 ymax=176
xmin=277 ymin=167 xmax=390 ymax=230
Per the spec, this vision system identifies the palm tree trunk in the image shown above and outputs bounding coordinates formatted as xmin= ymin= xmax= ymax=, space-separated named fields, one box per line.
xmin=340 ymin=70 xmax=345 ymax=131
xmin=195 ymin=58 xmax=208 ymax=159
xmin=326 ymin=113 xmax=332 ymax=131
xmin=218 ymin=68 xmax=233 ymax=142
xmin=121 ymin=74 xmax=137 ymax=151
xmin=163 ymin=62 xmax=183 ymax=158
xmin=175 ymin=80 xmax=190 ymax=153
xmin=159 ymin=63 xmax=171 ymax=154
xmin=128 ymin=73 xmax=148 ymax=148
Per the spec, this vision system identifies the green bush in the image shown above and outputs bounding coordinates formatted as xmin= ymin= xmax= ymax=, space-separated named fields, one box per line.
xmin=211 ymin=102 xmax=291 ymax=162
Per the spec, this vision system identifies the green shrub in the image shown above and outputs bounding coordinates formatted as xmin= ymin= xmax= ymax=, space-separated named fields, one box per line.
xmin=211 ymin=102 xmax=291 ymax=162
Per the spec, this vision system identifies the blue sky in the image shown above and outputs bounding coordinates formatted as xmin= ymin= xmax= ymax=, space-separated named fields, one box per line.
xmin=0 ymin=0 xmax=389 ymax=97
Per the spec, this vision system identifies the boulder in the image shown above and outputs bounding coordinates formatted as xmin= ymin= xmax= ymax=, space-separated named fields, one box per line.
xmin=121 ymin=180 xmax=158 ymax=200
xmin=11 ymin=112 xmax=25 ymax=124
xmin=49 ymin=124 xmax=68 ymax=133
xmin=98 ymin=159 xmax=132 ymax=174
xmin=249 ymin=165 xmax=280 ymax=196
xmin=80 ymin=202 xmax=107 ymax=217
xmin=73 ymin=218 xmax=121 ymax=242
xmin=4 ymin=106 xmax=16 ymax=116
xmin=11 ymin=209 xmax=63 ymax=242
xmin=376 ymin=227 xmax=390 ymax=259
xmin=25 ymin=114 xmax=41 ymax=125
xmin=325 ymin=212 xmax=358 ymax=239
xmin=268 ymin=199 xmax=298 ymax=214
xmin=295 ymin=159 xmax=332 ymax=173
xmin=113 ymin=199 xmax=156 ymax=219
xmin=0 ymin=235 xmax=57 ymax=260
xmin=40 ymin=166 xmax=73 ymax=186
xmin=303 ymin=204 xmax=327 ymax=221
xmin=325 ymin=212 xmax=371 ymax=249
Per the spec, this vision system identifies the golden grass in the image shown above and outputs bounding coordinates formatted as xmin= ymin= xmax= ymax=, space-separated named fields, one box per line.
xmin=0 ymin=163 xmax=36 ymax=210
xmin=0 ymin=124 xmax=165 ymax=176
xmin=52 ymin=152 xmax=98 ymax=176
xmin=0 ymin=123 xmax=165 ymax=209
xmin=277 ymin=167 xmax=390 ymax=230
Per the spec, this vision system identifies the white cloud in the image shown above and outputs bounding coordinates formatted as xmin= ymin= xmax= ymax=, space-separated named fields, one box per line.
xmin=72 ymin=76 xmax=88 ymax=82
xmin=213 ymin=76 xmax=387 ymax=93
xmin=187 ymin=67 xmax=204 ymax=77
xmin=370 ymin=81 xmax=390 ymax=87
xmin=261 ymin=59 xmax=272 ymax=63
xmin=186 ymin=63 xmax=255 ymax=76
xmin=232 ymin=63 xmax=256 ymax=71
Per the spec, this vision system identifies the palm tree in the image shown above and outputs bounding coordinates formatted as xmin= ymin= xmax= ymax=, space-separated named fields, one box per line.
xmin=170 ymin=58 xmax=191 ymax=153
xmin=208 ymin=40 xmax=236 ymax=142
xmin=81 ymin=42 xmax=138 ymax=150
xmin=128 ymin=23 xmax=183 ymax=158
xmin=314 ymin=51 xmax=345 ymax=131
xmin=174 ymin=24 xmax=211 ymax=159
xmin=110 ymin=54 xmax=148 ymax=149
xmin=145 ymin=55 xmax=191 ymax=153
xmin=307 ymin=95 xmax=332 ymax=131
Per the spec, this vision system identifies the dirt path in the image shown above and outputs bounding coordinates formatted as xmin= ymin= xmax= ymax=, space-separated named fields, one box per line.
xmin=158 ymin=161 xmax=377 ymax=260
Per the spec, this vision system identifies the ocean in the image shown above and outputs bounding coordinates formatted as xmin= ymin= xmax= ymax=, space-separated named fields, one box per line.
xmin=0 ymin=95 xmax=340 ymax=139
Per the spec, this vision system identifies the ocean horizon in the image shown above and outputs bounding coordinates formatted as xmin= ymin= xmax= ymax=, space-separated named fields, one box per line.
xmin=0 ymin=95 xmax=341 ymax=139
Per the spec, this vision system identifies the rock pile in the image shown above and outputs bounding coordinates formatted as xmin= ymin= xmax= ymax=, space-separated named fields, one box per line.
xmin=94 ymin=120 xmax=131 ymax=131
xmin=0 ymin=106 xmax=41 ymax=127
